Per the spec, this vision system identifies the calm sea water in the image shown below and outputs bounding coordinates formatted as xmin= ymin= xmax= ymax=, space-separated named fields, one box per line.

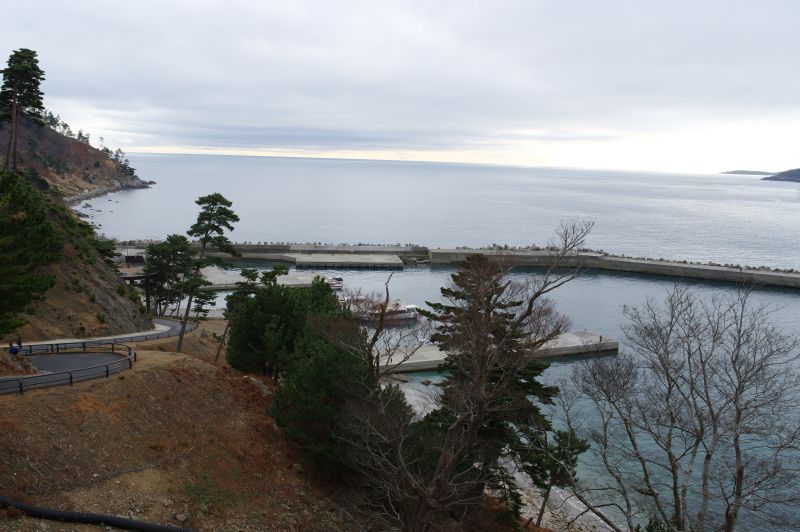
xmin=87 ymin=154 xmax=799 ymax=527
xmin=78 ymin=154 xmax=800 ymax=269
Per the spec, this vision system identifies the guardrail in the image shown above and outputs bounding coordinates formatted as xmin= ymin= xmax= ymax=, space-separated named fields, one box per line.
xmin=0 ymin=343 xmax=136 ymax=395
xmin=16 ymin=318 xmax=193 ymax=356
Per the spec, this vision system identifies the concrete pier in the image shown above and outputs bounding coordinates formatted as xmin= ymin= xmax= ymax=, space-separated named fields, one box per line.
xmin=200 ymin=266 xmax=324 ymax=290
xmin=118 ymin=243 xmax=800 ymax=289
xmin=289 ymin=253 xmax=404 ymax=269
xmin=381 ymin=331 xmax=619 ymax=373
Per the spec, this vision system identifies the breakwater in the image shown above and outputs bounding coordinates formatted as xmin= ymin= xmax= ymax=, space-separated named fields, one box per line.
xmin=118 ymin=243 xmax=800 ymax=289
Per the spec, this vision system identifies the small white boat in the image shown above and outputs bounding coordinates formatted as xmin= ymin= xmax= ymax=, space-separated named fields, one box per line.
xmin=339 ymin=297 xmax=420 ymax=322
xmin=326 ymin=276 xmax=344 ymax=290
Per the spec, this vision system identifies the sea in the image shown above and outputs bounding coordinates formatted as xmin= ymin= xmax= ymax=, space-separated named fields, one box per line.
xmin=78 ymin=153 xmax=800 ymax=528
xmin=77 ymin=153 xmax=800 ymax=337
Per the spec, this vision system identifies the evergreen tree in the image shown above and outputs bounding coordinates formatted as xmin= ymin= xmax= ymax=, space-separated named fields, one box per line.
xmin=521 ymin=428 xmax=589 ymax=527
xmin=176 ymin=193 xmax=239 ymax=352
xmin=143 ymin=234 xmax=192 ymax=317
xmin=0 ymin=49 xmax=45 ymax=170
xmin=416 ymin=254 xmax=567 ymax=524
xmin=214 ymin=266 xmax=282 ymax=364
xmin=0 ymin=170 xmax=62 ymax=334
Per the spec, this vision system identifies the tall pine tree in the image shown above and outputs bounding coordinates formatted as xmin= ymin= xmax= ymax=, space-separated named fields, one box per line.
xmin=0 ymin=48 xmax=45 ymax=170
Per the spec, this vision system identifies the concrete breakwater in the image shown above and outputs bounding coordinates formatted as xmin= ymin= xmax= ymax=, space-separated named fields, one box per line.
xmin=118 ymin=243 xmax=800 ymax=289
xmin=383 ymin=331 xmax=619 ymax=373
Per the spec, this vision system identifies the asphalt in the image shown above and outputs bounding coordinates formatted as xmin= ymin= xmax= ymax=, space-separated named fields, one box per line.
xmin=1 ymin=318 xmax=189 ymax=394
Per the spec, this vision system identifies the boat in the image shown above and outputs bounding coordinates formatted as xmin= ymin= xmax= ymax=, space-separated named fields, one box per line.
xmin=326 ymin=276 xmax=344 ymax=290
xmin=339 ymin=297 xmax=420 ymax=323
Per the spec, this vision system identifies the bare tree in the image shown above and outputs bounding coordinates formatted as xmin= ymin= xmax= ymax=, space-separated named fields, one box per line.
xmin=575 ymin=286 xmax=800 ymax=531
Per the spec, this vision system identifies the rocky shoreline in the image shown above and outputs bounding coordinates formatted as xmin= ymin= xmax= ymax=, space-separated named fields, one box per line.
xmin=64 ymin=179 xmax=155 ymax=205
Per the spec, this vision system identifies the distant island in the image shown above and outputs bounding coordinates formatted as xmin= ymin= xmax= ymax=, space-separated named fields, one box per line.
xmin=762 ymin=168 xmax=800 ymax=182
xmin=721 ymin=170 xmax=774 ymax=175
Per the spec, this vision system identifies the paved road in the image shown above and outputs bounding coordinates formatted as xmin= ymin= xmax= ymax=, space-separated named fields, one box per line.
xmin=26 ymin=353 xmax=124 ymax=373
xmin=0 ymin=352 xmax=131 ymax=394
xmin=2 ymin=318 xmax=192 ymax=394
xmin=25 ymin=318 xmax=185 ymax=348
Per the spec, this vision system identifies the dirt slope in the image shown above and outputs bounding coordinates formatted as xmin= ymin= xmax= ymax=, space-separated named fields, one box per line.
xmin=0 ymin=347 xmax=361 ymax=531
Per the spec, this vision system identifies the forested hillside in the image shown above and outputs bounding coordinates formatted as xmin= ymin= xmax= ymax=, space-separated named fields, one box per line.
xmin=0 ymin=169 xmax=151 ymax=341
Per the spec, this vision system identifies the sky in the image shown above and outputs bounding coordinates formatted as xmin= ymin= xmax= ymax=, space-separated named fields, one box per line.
xmin=2 ymin=0 xmax=799 ymax=173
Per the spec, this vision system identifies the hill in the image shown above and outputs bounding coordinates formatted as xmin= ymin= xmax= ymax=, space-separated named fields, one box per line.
xmin=721 ymin=169 xmax=773 ymax=175
xmin=0 ymin=114 xmax=150 ymax=201
xmin=0 ymin=113 xmax=154 ymax=340
xmin=762 ymin=168 xmax=800 ymax=182
xmin=0 ymin=335 xmax=361 ymax=531
xmin=1 ymin=169 xmax=151 ymax=341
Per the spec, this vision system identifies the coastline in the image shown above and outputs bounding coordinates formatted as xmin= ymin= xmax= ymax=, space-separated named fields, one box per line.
xmin=64 ymin=180 xmax=153 ymax=205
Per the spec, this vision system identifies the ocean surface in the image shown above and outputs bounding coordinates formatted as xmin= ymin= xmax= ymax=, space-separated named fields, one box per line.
xmin=78 ymin=153 xmax=800 ymax=268
xmin=83 ymin=154 xmax=800 ymax=528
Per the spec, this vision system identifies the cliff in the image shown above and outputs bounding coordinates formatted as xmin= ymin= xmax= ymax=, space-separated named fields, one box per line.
xmin=0 ymin=115 xmax=150 ymax=201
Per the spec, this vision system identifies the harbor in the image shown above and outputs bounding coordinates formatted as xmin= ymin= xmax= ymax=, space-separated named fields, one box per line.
xmin=118 ymin=243 xmax=800 ymax=290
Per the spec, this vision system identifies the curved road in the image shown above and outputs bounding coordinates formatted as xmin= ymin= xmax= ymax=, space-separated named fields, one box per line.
xmin=2 ymin=319 xmax=191 ymax=394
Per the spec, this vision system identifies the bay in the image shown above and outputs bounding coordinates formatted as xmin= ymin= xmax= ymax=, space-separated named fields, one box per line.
xmin=78 ymin=153 xmax=800 ymax=269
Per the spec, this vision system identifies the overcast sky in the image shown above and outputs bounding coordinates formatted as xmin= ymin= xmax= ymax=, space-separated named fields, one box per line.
xmin=2 ymin=1 xmax=799 ymax=172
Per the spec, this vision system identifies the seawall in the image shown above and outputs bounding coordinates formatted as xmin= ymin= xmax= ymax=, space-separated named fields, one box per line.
xmin=118 ymin=243 xmax=800 ymax=290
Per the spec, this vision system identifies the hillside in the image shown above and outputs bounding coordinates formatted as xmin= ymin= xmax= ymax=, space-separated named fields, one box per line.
xmin=762 ymin=168 xmax=800 ymax=182
xmin=0 ymin=115 xmax=150 ymax=201
xmin=11 ymin=174 xmax=151 ymax=340
xmin=0 ymin=337 xmax=362 ymax=531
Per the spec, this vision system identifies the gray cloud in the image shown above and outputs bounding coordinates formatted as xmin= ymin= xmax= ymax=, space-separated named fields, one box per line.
xmin=2 ymin=0 xmax=799 ymax=163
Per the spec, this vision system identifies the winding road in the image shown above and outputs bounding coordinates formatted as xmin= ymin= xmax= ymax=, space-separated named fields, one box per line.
xmin=1 ymin=318 xmax=191 ymax=394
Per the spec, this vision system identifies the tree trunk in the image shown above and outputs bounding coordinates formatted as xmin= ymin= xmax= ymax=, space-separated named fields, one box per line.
xmin=536 ymin=484 xmax=552 ymax=527
xmin=12 ymin=104 xmax=20 ymax=169
xmin=176 ymin=243 xmax=206 ymax=352
xmin=214 ymin=320 xmax=230 ymax=364
xmin=5 ymin=100 xmax=16 ymax=170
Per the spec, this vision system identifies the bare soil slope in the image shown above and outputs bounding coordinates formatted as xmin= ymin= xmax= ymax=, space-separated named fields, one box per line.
xmin=0 ymin=349 xmax=360 ymax=531
xmin=0 ymin=117 xmax=149 ymax=200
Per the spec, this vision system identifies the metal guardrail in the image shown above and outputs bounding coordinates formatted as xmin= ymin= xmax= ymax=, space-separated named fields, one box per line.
xmin=0 ymin=343 xmax=137 ymax=395
xmin=1 ymin=319 xmax=195 ymax=395
xmin=16 ymin=318 xmax=191 ymax=356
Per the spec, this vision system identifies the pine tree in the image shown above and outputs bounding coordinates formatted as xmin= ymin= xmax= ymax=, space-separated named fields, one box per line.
xmin=0 ymin=49 xmax=45 ymax=170
xmin=0 ymin=170 xmax=62 ymax=334
xmin=175 ymin=193 xmax=239 ymax=352
xmin=417 ymin=254 xmax=567 ymax=524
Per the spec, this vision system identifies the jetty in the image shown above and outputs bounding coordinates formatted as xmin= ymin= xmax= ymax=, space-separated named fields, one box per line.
xmin=381 ymin=331 xmax=619 ymax=373
xmin=117 ymin=243 xmax=800 ymax=290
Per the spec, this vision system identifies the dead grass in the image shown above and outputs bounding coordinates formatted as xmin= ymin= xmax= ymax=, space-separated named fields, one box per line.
xmin=0 ymin=347 xmax=359 ymax=531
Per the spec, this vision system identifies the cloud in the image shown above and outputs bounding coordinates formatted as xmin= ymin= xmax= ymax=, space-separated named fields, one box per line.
xmin=2 ymin=0 xmax=799 ymax=171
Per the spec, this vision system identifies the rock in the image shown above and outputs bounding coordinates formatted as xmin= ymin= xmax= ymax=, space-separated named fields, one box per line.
xmin=292 ymin=463 xmax=304 ymax=472
xmin=244 ymin=375 xmax=273 ymax=396
xmin=391 ymin=373 xmax=410 ymax=382
xmin=162 ymin=497 xmax=173 ymax=506
xmin=176 ymin=513 xmax=188 ymax=522
xmin=421 ymin=378 xmax=432 ymax=385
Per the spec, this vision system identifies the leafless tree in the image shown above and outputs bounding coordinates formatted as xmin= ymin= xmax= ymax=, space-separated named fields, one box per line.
xmin=574 ymin=286 xmax=800 ymax=531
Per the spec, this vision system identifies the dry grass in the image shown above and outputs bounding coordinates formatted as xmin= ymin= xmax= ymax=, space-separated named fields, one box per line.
xmin=0 ymin=347 xmax=358 ymax=531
